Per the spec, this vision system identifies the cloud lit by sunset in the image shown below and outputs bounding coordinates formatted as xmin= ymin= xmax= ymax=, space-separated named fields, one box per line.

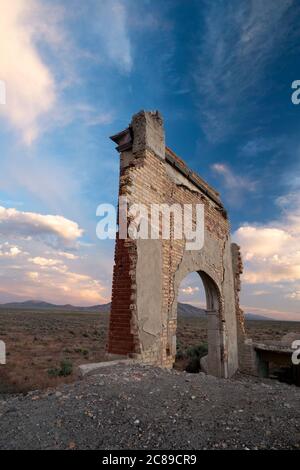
xmin=0 ymin=0 xmax=299 ymax=321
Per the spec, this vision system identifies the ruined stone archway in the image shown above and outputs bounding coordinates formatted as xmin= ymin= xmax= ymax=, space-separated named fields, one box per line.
xmin=107 ymin=110 xmax=250 ymax=378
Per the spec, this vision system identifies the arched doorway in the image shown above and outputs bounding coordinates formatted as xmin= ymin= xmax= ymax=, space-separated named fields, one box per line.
xmin=108 ymin=110 xmax=242 ymax=377
xmin=172 ymin=269 xmax=226 ymax=378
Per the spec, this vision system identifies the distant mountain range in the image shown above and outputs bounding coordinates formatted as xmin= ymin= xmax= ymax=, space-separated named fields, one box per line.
xmin=177 ymin=303 xmax=275 ymax=321
xmin=177 ymin=303 xmax=206 ymax=317
xmin=0 ymin=300 xmax=111 ymax=313
xmin=0 ymin=299 xmax=275 ymax=320
xmin=244 ymin=313 xmax=274 ymax=321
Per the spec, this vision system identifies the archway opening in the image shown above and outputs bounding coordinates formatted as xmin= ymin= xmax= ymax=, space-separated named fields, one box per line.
xmin=174 ymin=271 xmax=223 ymax=376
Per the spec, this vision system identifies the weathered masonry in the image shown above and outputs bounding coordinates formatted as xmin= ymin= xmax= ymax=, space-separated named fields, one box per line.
xmin=107 ymin=110 xmax=252 ymax=378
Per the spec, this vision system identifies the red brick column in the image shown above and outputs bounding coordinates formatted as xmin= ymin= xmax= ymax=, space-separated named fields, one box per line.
xmin=107 ymin=236 xmax=137 ymax=355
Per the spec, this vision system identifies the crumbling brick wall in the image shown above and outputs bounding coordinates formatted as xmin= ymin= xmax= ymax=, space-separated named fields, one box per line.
xmin=231 ymin=243 xmax=259 ymax=374
xmin=107 ymin=111 xmax=247 ymax=378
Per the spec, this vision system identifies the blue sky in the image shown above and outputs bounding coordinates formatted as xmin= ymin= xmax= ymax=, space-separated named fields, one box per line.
xmin=0 ymin=0 xmax=300 ymax=320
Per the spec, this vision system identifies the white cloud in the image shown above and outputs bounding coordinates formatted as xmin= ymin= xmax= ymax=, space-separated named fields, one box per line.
xmin=27 ymin=271 xmax=39 ymax=280
xmin=0 ymin=0 xmax=130 ymax=144
xmin=29 ymin=257 xmax=63 ymax=267
xmin=9 ymin=246 xmax=21 ymax=257
xmin=0 ymin=0 xmax=57 ymax=144
xmin=9 ymin=263 xmax=107 ymax=305
xmin=20 ymin=261 xmax=107 ymax=305
xmin=57 ymin=251 xmax=79 ymax=260
xmin=235 ymin=226 xmax=291 ymax=260
xmin=234 ymin=192 xmax=300 ymax=285
xmin=0 ymin=0 xmax=115 ymax=145
xmin=286 ymin=291 xmax=300 ymax=300
xmin=0 ymin=206 xmax=83 ymax=247
xmin=180 ymin=286 xmax=199 ymax=295
xmin=0 ymin=244 xmax=23 ymax=258
xmin=0 ymin=233 xmax=111 ymax=306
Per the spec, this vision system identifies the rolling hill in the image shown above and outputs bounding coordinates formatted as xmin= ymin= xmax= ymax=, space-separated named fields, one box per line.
xmin=0 ymin=300 xmax=110 ymax=313
xmin=0 ymin=299 xmax=276 ymax=320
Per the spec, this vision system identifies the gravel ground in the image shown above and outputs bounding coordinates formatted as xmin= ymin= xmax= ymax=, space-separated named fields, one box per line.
xmin=0 ymin=364 xmax=299 ymax=450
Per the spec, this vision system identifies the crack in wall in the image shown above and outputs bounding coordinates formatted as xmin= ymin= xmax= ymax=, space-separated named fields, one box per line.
xmin=108 ymin=110 xmax=245 ymax=376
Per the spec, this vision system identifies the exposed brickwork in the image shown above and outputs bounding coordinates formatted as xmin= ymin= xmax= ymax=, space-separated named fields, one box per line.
xmin=107 ymin=111 xmax=247 ymax=377
xmin=107 ymin=157 xmax=139 ymax=356
xmin=231 ymin=243 xmax=258 ymax=374
xmin=108 ymin=237 xmax=137 ymax=355
xmin=231 ymin=243 xmax=246 ymax=341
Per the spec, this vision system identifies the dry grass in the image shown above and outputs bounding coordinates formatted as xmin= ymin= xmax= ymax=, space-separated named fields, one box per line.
xmin=176 ymin=316 xmax=300 ymax=350
xmin=0 ymin=309 xmax=109 ymax=394
xmin=245 ymin=319 xmax=300 ymax=342
xmin=0 ymin=308 xmax=299 ymax=393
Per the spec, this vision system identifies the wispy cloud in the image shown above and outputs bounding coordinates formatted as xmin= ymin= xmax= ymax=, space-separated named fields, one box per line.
xmin=240 ymin=137 xmax=284 ymax=157
xmin=59 ymin=103 xmax=115 ymax=128
xmin=252 ymin=289 xmax=271 ymax=296
xmin=93 ymin=0 xmax=133 ymax=73
xmin=29 ymin=257 xmax=63 ymax=267
xmin=196 ymin=0 xmax=295 ymax=141
xmin=211 ymin=163 xmax=256 ymax=204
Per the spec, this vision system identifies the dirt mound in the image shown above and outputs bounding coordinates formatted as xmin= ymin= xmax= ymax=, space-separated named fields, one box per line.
xmin=0 ymin=364 xmax=299 ymax=450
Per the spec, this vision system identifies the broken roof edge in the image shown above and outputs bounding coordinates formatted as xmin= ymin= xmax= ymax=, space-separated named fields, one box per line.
xmin=110 ymin=127 xmax=226 ymax=213
xmin=164 ymin=146 xmax=223 ymax=210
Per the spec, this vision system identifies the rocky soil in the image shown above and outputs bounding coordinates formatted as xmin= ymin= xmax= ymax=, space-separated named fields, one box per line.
xmin=0 ymin=363 xmax=299 ymax=450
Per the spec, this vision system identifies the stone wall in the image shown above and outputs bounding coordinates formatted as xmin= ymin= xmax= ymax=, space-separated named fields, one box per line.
xmin=107 ymin=110 xmax=247 ymax=378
